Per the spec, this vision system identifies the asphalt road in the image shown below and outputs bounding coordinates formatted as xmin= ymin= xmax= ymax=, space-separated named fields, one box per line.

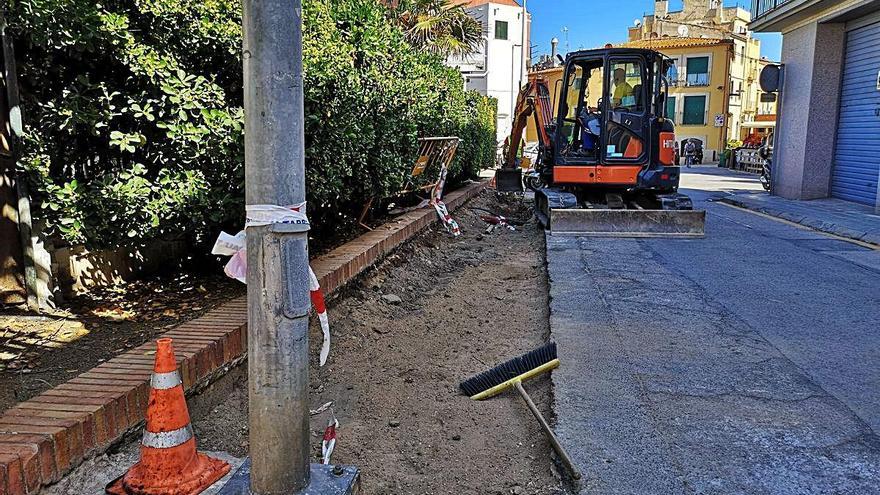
xmin=547 ymin=167 xmax=880 ymax=495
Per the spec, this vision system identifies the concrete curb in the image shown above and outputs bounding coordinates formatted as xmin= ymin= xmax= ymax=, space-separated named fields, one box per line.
xmin=0 ymin=181 xmax=486 ymax=494
xmin=721 ymin=196 xmax=880 ymax=247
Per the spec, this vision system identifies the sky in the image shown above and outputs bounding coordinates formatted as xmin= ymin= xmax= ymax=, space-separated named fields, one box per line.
xmin=528 ymin=0 xmax=783 ymax=61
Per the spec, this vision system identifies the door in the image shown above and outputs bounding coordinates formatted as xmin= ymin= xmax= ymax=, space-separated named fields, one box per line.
xmin=604 ymin=58 xmax=647 ymax=162
xmin=831 ymin=21 xmax=880 ymax=206
xmin=554 ymin=56 xmax=604 ymax=165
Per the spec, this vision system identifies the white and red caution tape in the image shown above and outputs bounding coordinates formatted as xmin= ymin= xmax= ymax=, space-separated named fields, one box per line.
xmin=321 ymin=418 xmax=338 ymax=465
xmin=245 ymin=202 xmax=311 ymax=229
xmin=432 ymin=201 xmax=461 ymax=237
xmin=430 ymin=163 xmax=461 ymax=237
xmin=211 ymin=202 xmax=332 ymax=366
xmin=308 ymin=266 xmax=331 ymax=366
xmin=212 ymin=231 xmax=248 ymax=283
xmin=479 ymin=214 xmax=517 ymax=233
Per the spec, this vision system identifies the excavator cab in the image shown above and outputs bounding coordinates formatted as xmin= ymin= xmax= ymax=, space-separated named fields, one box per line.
xmin=546 ymin=49 xmax=677 ymax=195
xmin=494 ymin=48 xmax=704 ymax=237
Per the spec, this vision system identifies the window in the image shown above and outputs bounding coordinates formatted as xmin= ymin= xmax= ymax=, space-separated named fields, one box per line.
xmin=685 ymin=56 xmax=710 ymax=87
xmin=666 ymin=96 xmax=677 ymax=123
xmin=666 ymin=60 xmax=679 ymax=86
xmin=495 ymin=20 xmax=508 ymax=40
xmin=682 ymin=95 xmax=707 ymax=125
xmin=557 ymin=59 xmax=604 ymax=164
xmin=606 ymin=59 xmax=646 ymax=161
xmin=609 ymin=61 xmax=644 ymax=112
xmin=558 ymin=64 xmax=584 ymax=147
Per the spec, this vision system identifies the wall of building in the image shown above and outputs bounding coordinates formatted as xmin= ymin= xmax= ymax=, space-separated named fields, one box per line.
xmin=656 ymin=43 xmax=732 ymax=159
xmin=751 ymin=1 xmax=880 ymax=209
xmin=727 ymin=37 xmax=765 ymax=140
xmin=451 ymin=2 xmax=529 ymax=144
xmin=524 ymin=67 xmax=561 ymax=144
xmin=632 ymin=2 xmax=752 ymax=41
xmin=773 ymin=21 xmax=846 ymax=200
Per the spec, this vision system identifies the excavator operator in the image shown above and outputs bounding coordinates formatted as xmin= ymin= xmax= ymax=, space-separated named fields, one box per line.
xmin=611 ymin=68 xmax=633 ymax=107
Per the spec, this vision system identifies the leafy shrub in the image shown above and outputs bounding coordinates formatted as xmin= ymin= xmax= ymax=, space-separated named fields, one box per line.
xmin=8 ymin=0 xmax=496 ymax=248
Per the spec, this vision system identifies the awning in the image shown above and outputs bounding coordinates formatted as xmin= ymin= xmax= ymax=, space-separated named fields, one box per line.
xmin=741 ymin=121 xmax=776 ymax=129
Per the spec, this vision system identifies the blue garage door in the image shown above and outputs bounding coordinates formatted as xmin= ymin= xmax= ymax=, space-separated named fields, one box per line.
xmin=831 ymin=21 xmax=880 ymax=206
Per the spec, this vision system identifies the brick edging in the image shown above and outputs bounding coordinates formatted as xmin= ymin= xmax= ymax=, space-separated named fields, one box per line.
xmin=0 ymin=180 xmax=485 ymax=494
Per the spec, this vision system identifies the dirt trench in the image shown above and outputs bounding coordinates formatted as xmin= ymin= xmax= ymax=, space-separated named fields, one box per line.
xmin=195 ymin=191 xmax=565 ymax=495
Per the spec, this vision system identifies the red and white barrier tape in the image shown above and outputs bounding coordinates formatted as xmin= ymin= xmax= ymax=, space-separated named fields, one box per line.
xmin=430 ymin=165 xmax=461 ymax=237
xmin=211 ymin=202 xmax=332 ymax=366
xmin=308 ymin=266 xmax=331 ymax=366
xmin=479 ymin=214 xmax=516 ymax=232
xmin=322 ymin=418 xmax=338 ymax=465
xmin=245 ymin=202 xmax=311 ymax=229
xmin=433 ymin=201 xmax=461 ymax=237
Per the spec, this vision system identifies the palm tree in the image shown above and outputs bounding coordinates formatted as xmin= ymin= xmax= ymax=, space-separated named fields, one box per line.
xmin=387 ymin=0 xmax=483 ymax=58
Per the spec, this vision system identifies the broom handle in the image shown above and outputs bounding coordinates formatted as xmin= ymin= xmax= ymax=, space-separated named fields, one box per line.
xmin=514 ymin=380 xmax=582 ymax=480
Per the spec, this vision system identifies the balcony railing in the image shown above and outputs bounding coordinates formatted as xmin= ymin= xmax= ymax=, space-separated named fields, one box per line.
xmin=667 ymin=74 xmax=711 ymax=88
xmin=752 ymin=0 xmax=796 ymax=20
xmin=686 ymin=73 xmax=710 ymax=87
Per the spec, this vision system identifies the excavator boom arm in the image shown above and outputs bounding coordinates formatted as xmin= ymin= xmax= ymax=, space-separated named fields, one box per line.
xmin=502 ymin=78 xmax=552 ymax=170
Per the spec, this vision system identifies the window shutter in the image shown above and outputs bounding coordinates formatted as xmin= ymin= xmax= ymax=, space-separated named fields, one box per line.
xmin=686 ymin=57 xmax=709 ymax=74
xmin=666 ymin=96 xmax=676 ymax=123
xmin=495 ymin=21 xmax=508 ymax=40
xmin=682 ymin=96 xmax=706 ymax=125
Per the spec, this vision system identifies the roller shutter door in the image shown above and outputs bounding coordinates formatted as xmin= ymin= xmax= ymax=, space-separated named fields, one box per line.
xmin=831 ymin=21 xmax=880 ymax=206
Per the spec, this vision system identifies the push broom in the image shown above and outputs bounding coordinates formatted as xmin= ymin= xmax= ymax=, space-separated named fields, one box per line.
xmin=460 ymin=342 xmax=582 ymax=480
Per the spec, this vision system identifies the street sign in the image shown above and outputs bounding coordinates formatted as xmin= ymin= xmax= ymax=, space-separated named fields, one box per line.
xmin=760 ymin=64 xmax=783 ymax=93
xmin=714 ymin=114 xmax=724 ymax=127
xmin=760 ymin=92 xmax=778 ymax=103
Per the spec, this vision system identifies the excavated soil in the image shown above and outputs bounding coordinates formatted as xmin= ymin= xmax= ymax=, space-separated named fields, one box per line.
xmin=194 ymin=191 xmax=566 ymax=494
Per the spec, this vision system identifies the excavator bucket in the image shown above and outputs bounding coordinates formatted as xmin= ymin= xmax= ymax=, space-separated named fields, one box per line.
xmin=494 ymin=168 xmax=524 ymax=193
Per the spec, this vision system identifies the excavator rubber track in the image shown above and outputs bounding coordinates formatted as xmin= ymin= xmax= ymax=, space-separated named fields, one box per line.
xmin=536 ymin=189 xmax=706 ymax=237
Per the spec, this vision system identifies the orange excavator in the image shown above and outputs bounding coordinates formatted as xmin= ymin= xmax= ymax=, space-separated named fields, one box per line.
xmin=496 ymin=48 xmax=705 ymax=236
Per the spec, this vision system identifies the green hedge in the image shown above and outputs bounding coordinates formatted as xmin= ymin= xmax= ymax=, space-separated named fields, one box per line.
xmin=8 ymin=0 xmax=496 ymax=248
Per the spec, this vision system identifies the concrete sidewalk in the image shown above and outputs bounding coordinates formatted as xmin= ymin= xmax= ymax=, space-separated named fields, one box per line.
xmin=721 ymin=188 xmax=880 ymax=247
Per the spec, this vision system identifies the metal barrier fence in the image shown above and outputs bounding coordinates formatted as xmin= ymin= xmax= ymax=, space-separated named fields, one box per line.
xmin=358 ymin=137 xmax=461 ymax=230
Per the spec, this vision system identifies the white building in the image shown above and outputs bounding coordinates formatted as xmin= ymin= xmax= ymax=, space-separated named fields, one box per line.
xmin=449 ymin=0 xmax=531 ymax=145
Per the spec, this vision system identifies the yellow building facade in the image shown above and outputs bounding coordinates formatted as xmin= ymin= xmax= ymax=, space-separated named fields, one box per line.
xmin=624 ymin=38 xmax=734 ymax=160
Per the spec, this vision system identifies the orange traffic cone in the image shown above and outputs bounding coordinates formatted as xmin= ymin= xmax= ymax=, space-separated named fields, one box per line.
xmin=106 ymin=338 xmax=230 ymax=495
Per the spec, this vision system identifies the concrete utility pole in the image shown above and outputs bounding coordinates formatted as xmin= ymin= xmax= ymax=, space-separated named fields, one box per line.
xmin=242 ymin=0 xmax=311 ymax=492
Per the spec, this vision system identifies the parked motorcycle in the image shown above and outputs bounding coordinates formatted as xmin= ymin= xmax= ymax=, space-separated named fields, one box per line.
xmin=759 ymin=144 xmax=771 ymax=192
